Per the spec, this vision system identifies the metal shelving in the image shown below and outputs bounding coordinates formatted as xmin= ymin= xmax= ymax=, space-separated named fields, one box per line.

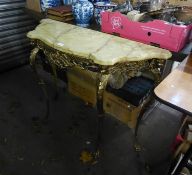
xmin=0 ymin=0 xmax=37 ymax=72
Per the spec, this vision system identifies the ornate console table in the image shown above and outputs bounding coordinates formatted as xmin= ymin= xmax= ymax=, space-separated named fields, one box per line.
xmin=27 ymin=19 xmax=171 ymax=115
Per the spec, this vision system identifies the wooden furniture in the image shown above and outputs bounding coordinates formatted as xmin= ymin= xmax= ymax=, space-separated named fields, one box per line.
xmin=155 ymin=54 xmax=192 ymax=116
xmin=154 ymin=53 xmax=192 ymax=175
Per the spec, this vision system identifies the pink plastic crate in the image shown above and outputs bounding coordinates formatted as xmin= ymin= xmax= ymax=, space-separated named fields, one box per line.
xmin=101 ymin=11 xmax=192 ymax=52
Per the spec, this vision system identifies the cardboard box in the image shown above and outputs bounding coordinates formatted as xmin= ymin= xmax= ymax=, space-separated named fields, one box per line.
xmin=168 ymin=0 xmax=192 ymax=6
xmin=67 ymin=67 xmax=151 ymax=128
xmin=67 ymin=67 xmax=97 ymax=106
xmin=26 ymin=0 xmax=42 ymax=12
xmin=175 ymin=7 xmax=192 ymax=24
xmin=103 ymin=91 xmax=146 ymax=128
xmin=111 ymin=0 xmax=126 ymax=4
xmin=183 ymin=118 xmax=192 ymax=142
xmin=185 ymin=125 xmax=192 ymax=142
xmin=101 ymin=11 xmax=192 ymax=52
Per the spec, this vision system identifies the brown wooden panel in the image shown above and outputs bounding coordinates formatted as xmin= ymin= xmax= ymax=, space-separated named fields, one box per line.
xmin=154 ymin=54 xmax=192 ymax=114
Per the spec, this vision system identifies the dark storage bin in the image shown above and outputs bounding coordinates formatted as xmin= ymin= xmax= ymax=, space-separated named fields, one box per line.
xmin=106 ymin=76 xmax=154 ymax=106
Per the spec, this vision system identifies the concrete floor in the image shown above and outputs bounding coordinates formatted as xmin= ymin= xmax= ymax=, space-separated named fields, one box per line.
xmin=0 ymin=65 xmax=183 ymax=175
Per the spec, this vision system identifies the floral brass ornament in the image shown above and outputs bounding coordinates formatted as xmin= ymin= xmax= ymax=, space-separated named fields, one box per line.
xmin=29 ymin=39 xmax=165 ymax=114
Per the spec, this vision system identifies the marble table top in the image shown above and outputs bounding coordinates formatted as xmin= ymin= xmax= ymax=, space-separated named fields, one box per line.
xmin=27 ymin=19 xmax=171 ymax=66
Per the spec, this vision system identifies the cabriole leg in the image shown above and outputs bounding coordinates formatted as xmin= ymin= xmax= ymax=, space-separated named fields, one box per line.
xmin=30 ymin=47 xmax=50 ymax=120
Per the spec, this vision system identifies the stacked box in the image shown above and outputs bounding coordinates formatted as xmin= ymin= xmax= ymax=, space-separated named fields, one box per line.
xmin=26 ymin=0 xmax=42 ymax=12
xmin=103 ymin=91 xmax=146 ymax=128
xmin=67 ymin=67 xmax=97 ymax=106
xmin=67 ymin=68 xmax=154 ymax=128
xmin=168 ymin=0 xmax=192 ymax=6
xmin=104 ymin=76 xmax=154 ymax=128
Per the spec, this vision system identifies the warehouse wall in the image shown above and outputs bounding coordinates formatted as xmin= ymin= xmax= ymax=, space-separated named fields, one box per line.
xmin=0 ymin=0 xmax=36 ymax=72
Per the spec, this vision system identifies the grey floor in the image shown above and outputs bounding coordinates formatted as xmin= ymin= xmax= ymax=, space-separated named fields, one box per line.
xmin=0 ymin=65 xmax=183 ymax=175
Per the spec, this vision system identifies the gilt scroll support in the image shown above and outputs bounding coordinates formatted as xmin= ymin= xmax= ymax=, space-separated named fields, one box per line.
xmin=30 ymin=47 xmax=50 ymax=120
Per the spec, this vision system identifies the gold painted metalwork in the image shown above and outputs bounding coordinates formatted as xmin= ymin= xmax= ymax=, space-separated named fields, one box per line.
xmin=29 ymin=39 xmax=166 ymax=114
xmin=96 ymin=74 xmax=109 ymax=114
xmin=30 ymin=47 xmax=50 ymax=119
xmin=30 ymin=47 xmax=39 ymax=67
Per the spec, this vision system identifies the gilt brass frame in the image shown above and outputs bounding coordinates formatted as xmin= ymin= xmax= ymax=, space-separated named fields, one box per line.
xmin=30 ymin=39 xmax=166 ymax=114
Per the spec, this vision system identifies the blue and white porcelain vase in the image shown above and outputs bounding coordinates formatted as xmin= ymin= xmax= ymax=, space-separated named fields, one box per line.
xmin=41 ymin=0 xmax=61 ymax=11
xmin=94 ymin=2 xmax=117 ymax=25
xmin=93 ymin=0 xmax=110 ymax=3
xmin=72 ymin=0 xmax=94 ymax=27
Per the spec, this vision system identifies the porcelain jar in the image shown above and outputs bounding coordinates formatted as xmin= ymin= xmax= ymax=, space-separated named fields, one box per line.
xmin=72 ymin=0 xmax=94 ymax=27
xmin=41 ymin=0 xmax=61 ymax=11
xmin=94 ymin=2 xmax=117 ymax=25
